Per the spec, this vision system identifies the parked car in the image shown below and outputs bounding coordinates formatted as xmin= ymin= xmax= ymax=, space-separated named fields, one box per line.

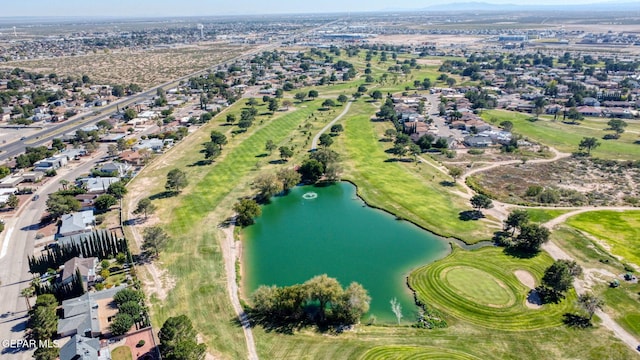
xmin=32 ymin=194 xmax=39 ymax=201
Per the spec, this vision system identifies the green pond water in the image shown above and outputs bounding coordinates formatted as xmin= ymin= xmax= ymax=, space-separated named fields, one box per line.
xmin=243 ymin=182 xmax=450 ymax=323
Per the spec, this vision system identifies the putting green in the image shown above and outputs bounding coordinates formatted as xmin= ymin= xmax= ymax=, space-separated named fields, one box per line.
xmin=444 ymin=266 xmax=515 ymax=308
xmin=409 ymin=246 xmax=577 ymax=330
xmin=362 ymin=345 xmax=481 ymax=360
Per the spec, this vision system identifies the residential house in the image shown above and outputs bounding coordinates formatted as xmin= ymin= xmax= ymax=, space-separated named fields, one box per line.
xmin=98 ymin=162 xmax=131 ymax=178
xmin=58 ymin=210 xmax=95 ymax=237
xmin=603 ymin=107 xmax=634 ymax=119
xmin=464 ymin=135 xmax=493 ymax=148
xmin=576 ymin=106 xmax=602 ymax=117
xmin=0 ymin=175 xmax=23 ymax=188
xmin=78 ymin=177 xmax=119 ymax=194
xmin=61 ymin=257 xmax=98 ymax=290
xmin=75 ymin=194 xmax=99 ymax=210
xmin=59 ymin=334 xmax=102 ymax=360
xmin=21 ymin=171 xmax=44 ymax=182
xmin=57 ymin=285 xmax=126 ymax=338
xmin=118 ymin=150 xmax=144 ymax=166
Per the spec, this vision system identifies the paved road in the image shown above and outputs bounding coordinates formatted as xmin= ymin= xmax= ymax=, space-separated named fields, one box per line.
xmin=310 ymin=101 xmax=352 ymax=150
xmin=0 ymin=151 xmax=105 ymax=359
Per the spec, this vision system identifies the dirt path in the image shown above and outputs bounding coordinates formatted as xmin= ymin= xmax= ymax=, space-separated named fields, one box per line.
xmin=541 ymin=217 xmax=640 ymax=352
xmin=310 ymin=101 xmax=353 ymax=150
xmin=433 ymin=142 xmax=640 ymax=351
xmin=220 ymin=224 xmax=259 ymax=360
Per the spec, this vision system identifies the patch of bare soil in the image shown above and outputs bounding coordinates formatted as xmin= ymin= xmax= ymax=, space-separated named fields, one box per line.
xmin=472 ymin=157 xmax=640 ymax=207
xmin=515 ymin=270 xmax=542 ymax=309
xmin=3 ymin=42 xmax=246 ymax=89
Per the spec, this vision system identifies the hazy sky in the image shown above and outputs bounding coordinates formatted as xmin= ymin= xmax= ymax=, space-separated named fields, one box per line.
xmin=1 ymin=0 xmax=598 ymax=17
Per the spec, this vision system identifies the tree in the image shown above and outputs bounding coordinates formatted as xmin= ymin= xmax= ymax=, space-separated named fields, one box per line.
xmin=95 ymin=194 xmax=117 ymax=213
xmin=308 ymin=90 xmax=319 ymax=100
xmin=265 ymin=139 xmax=277 ymax=154
xmin=578 ymin=137 xmax=600 ymax=155
xmin=294 ymin=92 xmax=306 ymax=103
xmin=268 ymin=98 xmax=279 ymax=113
xmin=533 ymin=97 xmax=548 ymax=120
xmin=470 ymin=194 xmax=493 ymax=211
xmin=107 ymin=144 xmax=119 ymax=157
xmin=391 ymin=143 xmax=408 ymax=158
xmin=370 ymin=90 xmax=383 ymax=100
xmin=319 ymin=133 xmax=333 ymax=147
xmin=119 ymin=301 xmax=144 ymax=322
xmin=309 ymin=148 xmax=340 ymax=169
xmin=384 ymin=129 xmax=397 ymax=142
xmin=504 ymin=209 xmax=529 ymax=236
xmin=112 ymin=85 xmax=125 ymax=97
xmin=337 ymin=94 xmax=348 ymax=103
xmin=279 ymin=146 xmax=293 ymax=162
xmin=165 ymin=169 xmax=188 ymax=193
xmin=516 ymin=223 xmax=550 ymax=252
xmin=110 ymin=313 xmax=134 ymax=336
xmin=330 ymin=124 xmax=344 ymax=133
xmin=299 ymin=159 xmax=324 ymax=183
xmin=246 ymin=98 xmax=258 ymax=106
xmin=107 ymin=181 xmax=127 ymax=199
xmin=449 ymin=167 xmax=463 ymax=182
xmin=237 ymin=118 xmax=253 ymax=129
xmin=134 ymin=198 xmax=157 ymax=220
xmin=578 ymin=292 xmax=604 ymax=320
xmin=607 ymin=119 xmax=627 ymax=135
xmin=203 ymin=142 xmax=221 ymax=161
xmin=390 ymin=297 xmax=403 ymax=325
xmin=305 ymin=274 xmax=342 ymax=323
xmin=123 ymin=108 xmax=137 ymax=121
xmin=159 ymin=315 xmax=206 ymax=360
xmin=209 ymin=131 xmax=228 ymax=149
xmin=51 ymin=138 xmax=66 ymax=151
xmin=253 ymin=173 xmax=282 ymax=201
xmin=142 ymin=226 xmax=170 ymax=257
xmin=114 ymin=288 xmax=144 ymax=306
xmin=233 ymin=198 xmax=262 ymax=227
xmin=321 ymin=99 xmax=335 ymax=108
xmin=277 ymin=168 xmax=301 ymax=192
xmin=542 ymin=260 xmax=575 ymax=295
xmin=499 ymin=120 xmax=513 ymax=132
xmin=226 ymin=114 xmax=236 ymax=124
xmin=45 ymin=194 xmax=81 ymax=219
xmin=282 ymin=100 xmax=293 ymax=110
xmin=333 ymin=282 xmax=370 ymax=324
xmin=4 ymin=193 xmax=19 ymax=208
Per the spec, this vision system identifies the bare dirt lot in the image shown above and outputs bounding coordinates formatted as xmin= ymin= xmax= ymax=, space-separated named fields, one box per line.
xmin=469 ymin=157 xmax=640 ymax=207
xmin=2 ymin=42 xmax=247 ymax=89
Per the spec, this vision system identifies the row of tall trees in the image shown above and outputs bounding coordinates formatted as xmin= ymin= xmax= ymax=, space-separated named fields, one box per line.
xmin=28 ymin=230 xmax=131 ymax=274
xmin=250 ymin=274 xmax=370 ymax=328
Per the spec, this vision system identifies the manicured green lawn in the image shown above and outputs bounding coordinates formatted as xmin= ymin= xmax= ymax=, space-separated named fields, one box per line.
xmin=111 ymin=346 xmax=132 ymax=360
xmin=525 ymin=208 xmax=572 ymax=224
xmin=446 ymin=266 xmax=515 ymax=307
xmin=481 ymin=110 xmax=640 ymax=160
xmin=602 ymin=283 xmax=640 ymax=338
xmin=340 ymin=100 xmax=493 ymax=243
xmin=566 ymin=210 xmax=640 ymax=267
xmin=409 ymin=246 xmax=577 ymax=330
xmin=362 ymin=345 xmax=481 ymax=360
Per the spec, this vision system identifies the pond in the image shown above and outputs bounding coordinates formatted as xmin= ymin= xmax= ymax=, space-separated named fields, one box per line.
xmin=243 ymin=182 xmax=450 ymax=323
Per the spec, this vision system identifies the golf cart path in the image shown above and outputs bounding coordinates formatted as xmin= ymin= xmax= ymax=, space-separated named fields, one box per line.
xmin=310 ymin=100 xmax=353 ymax=150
